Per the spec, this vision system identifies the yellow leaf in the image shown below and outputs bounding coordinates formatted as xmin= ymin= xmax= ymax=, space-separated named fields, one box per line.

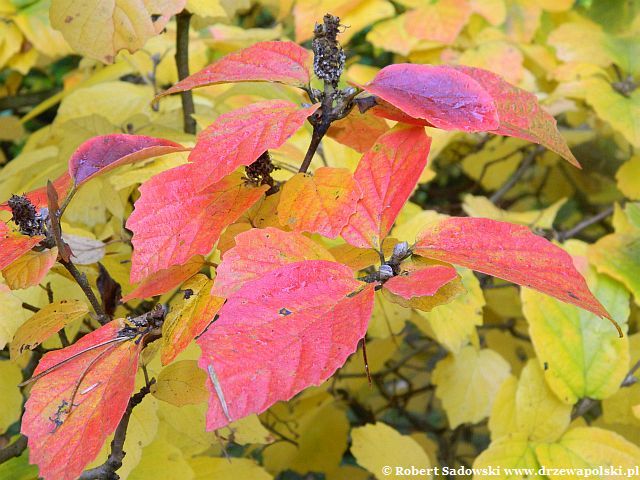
xmin=49 ymin=0 xmax=186 ymax=63
xmin=473 ymin=433 xmax=543 ymax=479
xmin=366 ymin=15 xmax=420 ymax=57
xmin=2 ymin=247 xmax=58 ymax=290
xmin=470 ymin=0 xmax=506 ymax=25
xmin=10 ymin=299 xmax=88 ymax=359
xmin=488 ymin=375 xmax=518 ymax=440
xmin=189 ymin=456 xmax=272 ymax=480
xmin=219 ymin=414 xmax=274 ymax=445
xmin=128 ymin=431 xmax=194 ymax=480
xmin=157 ymin=402 xmax=217 ymax=457
xmin=462 ymin=137 xmax=529 ymax=191
xmin=616 ymin=155 xmax=640 ymax=200
xmin=351 ymin=422 xmax=433 ymax=480
xmin=522 ymin=258 xmax=630 ymax=404
xmin=186 ymin=0 xmax=227 ymax=19
xmin=458 ymin=41 xmax=524 ymax=85
xmin=0 ymin=22 xmax=22 ymax=69
xmin=462 ymin=195 xmax=567 ymax=230
xmin=152 ymin=360 xmax=209 ymax=406
xmin=414 ymin=268 xmax=483 ymax=353
xmin=0 ymin=361 xmax=22 ymax=433
xmin=433 ymin=346 xmax=511 ymax=427
xmin=368 ymin=291 xmax=408 ymax=339
xmin=535 ymin=427 xmax=640 ymax=479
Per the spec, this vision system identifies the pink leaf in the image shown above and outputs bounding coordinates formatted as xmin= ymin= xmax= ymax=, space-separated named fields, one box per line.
xmin=453 ymin=66 xmax=579 ymax=166
xmin=21 ymin=321 xmax=141 ymax=480
xmin=361 ymin=64 xmax=500 ymax=131
xmin=189 ymin=100 xmax=318 ymax=188
xmin=69 ymin=134 xmax=187 ymax=186
xmin=414 ymin=217 xmax=612 ymax=320
xmin=213 ymin=227 xmax=335 ymax=297
xmin=159 ymin=41 xmax=312 ymax=97
xmin=198 ymin=260 xmax=375 ymax=430
xmin=384 ymin=264 xmax=459 ymax=299
xmin=0 ymin=173 xmax=72 ymax=211
xmin=0 ymin=222 xmax=42 ymax=271
xmin=342 ymin=126 xmax=431 ymax=249
xmin=127 ymin=166 xmax=267 ymax=283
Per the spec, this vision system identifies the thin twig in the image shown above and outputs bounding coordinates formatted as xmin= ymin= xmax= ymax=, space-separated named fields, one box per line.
xmin=175 ymin=10 xmax=196 ymax=134
xmin=78 ymin=381 xmax=155 ymax=480
xmin=490 ymin=146 xmax=542 ymax=204
xmin=556 ymin=205 xmax=614 ymax=242
xmin=60 ymin=259 xmax=109 ymax=325
xmin=0 ymin=435 xmax=27 ymax=464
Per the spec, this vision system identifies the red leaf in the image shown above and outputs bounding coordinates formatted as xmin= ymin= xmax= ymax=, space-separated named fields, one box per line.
xmin=21 ymin=321 xmax=141 ymax=480
xmin=159 ymin=41 xmax=312 ymax=97
xmin=68 ymin=134 xmax=187 ymax=186
xmin=361 ymin=64 xmax=500 ymax=131
xmin=127 ymin=166 xmax=266 ymax=283
xmin=368 ymin=99 xmax=434 ymax=127
xmin=342 ymin=126 xmax=431 ymax=249
xmin=326 ymin=108 xmax=391 ymax=153
xmin=121 ymin=255 xmax=205 ymax=302
xmin=189 ymin=100 xmax=319 ymax=188
xmin=414 ymin=217 xmax=612 ymax=320
xmin=278 ymin=167 xmax=362 ymax=238
xmin=384 ymin=264 xmax=458 ymax=299
xmin=213 ymin=227 xmax=335 ymax=296
xmin=0 ymin=222 xmax=42 ymax=271
xmin=0 ymin=173 xmax=72 ymax=211
xmin=197 ymin=260 xmax=374 ymax=430
xmin=452 ymin=66 xmax=579 ymax=167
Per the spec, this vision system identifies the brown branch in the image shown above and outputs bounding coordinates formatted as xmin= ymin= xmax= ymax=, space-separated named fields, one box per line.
xmin=175 ymin=10 xmax=196 ymax=134
xmin=490 ymin=146 xmax=543 ymax=204
xmin=556 ymin=205 xmax=614 ymax=242
xmin=78 ymin=381 xmax=155 ymax=480
xmin=60 ymin=259 xmax=109 ymax=325
xmin=0 ymin=435 xmax=27 ymax=465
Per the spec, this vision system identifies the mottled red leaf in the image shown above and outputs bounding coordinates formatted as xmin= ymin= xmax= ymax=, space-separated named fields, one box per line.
xmin=189 ymin=100 xmax=318 ymax=188
xmin=197 ymin=260 xmax=375 ymax=430
xmin=278 ymin=167 xmax=362 ymax=238
xmin=384 ymin=264 xmax=458 ymax=299
xmin=121 ymin=255 xmax=205 ymax=302
xmin=361 ymin=64 xmax=500 ymax=131
xmin=21 ymin=320 xmax=141 ymax=480
xmin=414 ymin=217 xmax=612 ymax=320
xmin=127 ymin=167 xmax=267 ymax=283
xmin=367 ymin=98 xmax=434 ymax=127
xmin=327 ymin=108 xmax=390 ymax=153
xmin=0 ymin=173 xmax=72 ymax=212
xmin=342 ymin=126 xmax=431 ymax=249
xmin=213 ymin=227 xmax=334 ymax=297
xmin=452 ymin=66 xmax=579 ymax=166
xmin=68 ymin=134 xmax=187 ymax=186
xmin=0 ymin=222 xmax=42 ymax=271
xmin=159 ymin=41 xmax=312 ymax=97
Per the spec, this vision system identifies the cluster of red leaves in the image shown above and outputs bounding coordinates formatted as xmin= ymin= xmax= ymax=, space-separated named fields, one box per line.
xmin=4 ymin=40 xmax=618 ymax=479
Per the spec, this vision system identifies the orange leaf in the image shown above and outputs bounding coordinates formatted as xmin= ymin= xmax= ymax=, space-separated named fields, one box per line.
xmin=159 ymin=41 xmax=312 ymax=97
xmin=2 ymin=247 xmax=58 ymax=289
xmin=0 ymin=222 xmax=43 ymax=271
xmin=342 ymin=126 xmax=431 ymax=249
xmin=10 ymin=299 xmax=88 ymax=359
xmin=127 ymin=167 xmax=267 ymax=283
xmin=405 ymin=0 xmax=471 ymax=44
xmin=189 ymin=100 xmax=319 ymax=188
xmin=161 ymin=274 xmax=224 ymax=365
xmin=213 ymin=227 xmax=334 ymax=296
xmin=414 ymin=217 xmax=614 ymax=322
xmin=278 ymin=167 xmax=362 ymax=238
xmin=121 ymin=255 xmax=205 ymax=302
xmin=327 ymin=108 xmax=390 ymax=153
xmin=21 ymin=321 xmax=142 ymax=480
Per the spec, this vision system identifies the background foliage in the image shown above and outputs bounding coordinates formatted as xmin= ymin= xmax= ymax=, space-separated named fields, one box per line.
xmin=1 ymin=0 xmax=640 ymax=479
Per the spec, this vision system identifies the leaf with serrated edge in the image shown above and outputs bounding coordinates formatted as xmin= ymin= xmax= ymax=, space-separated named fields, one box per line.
xmin=161 ymin=274 xmax=224 ymax=365
xmin=213 ymin=227 xmax=334 ymax=296
xmin=2 ymin=247 xmax=57 ymax=290
xmin=0 ymin=223 xmax=43 ymax=271
xmin=342 ymin=125 xmax=431 ymax=249
xmin=159 ymin=41 xmax=312 ymax=97
xmin=68 ymin=134 xmax=186 ymax=186
xmin=10 ymin=299 xmax=88 ymax=359
xmin=188 ymin=101 xmax=318 ymax=188
xmin=361 ymin=64 xmax=500 ymax=131
xmin=415 ymin=217 xmax=614 ymax=322
xmin=278 ymin=167 xmax=361 ymax=238
xmin=127 ymin=168 xmax=267 ymax=283
xmin=121 ymin=255 xmax=205 ymax=302
xmin=21 ymin=320 xmax=141 ymax=480
xmin=198 ymin=260 xmax=375 ymax=430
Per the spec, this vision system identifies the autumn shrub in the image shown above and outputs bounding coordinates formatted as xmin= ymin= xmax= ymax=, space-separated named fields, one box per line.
xmin=0 ymin=2 xmax=640 ymax=480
